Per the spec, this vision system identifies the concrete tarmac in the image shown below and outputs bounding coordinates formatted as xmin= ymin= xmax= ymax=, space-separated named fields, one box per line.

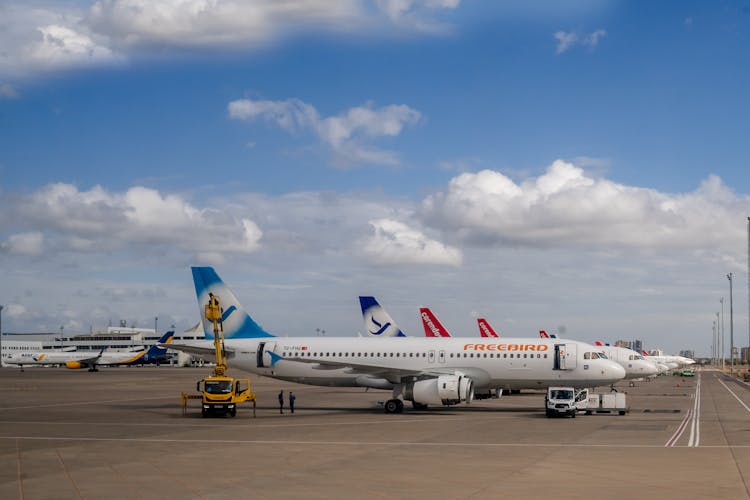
xmin=0 ymin=366 xmax=748 ymax=499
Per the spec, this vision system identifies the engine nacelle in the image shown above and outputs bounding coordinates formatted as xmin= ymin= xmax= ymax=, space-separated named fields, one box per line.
xmin=65 ymin=361 xmax=83 ymax=369
xmin=404 ymin=374 xmax=474 ymax=406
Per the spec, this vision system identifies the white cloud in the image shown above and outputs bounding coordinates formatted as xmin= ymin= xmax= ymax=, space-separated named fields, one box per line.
xmin=0 ymin=232 xmax=44 ymax=256
xmin=228 ymin=97 xmax=421 ymax=166
xmin=554 ymin=28 xmax=606 ymax=54
xmin=0 ymin=1 xmax=461 ymax=79
xmin=422 ymin=159 xmax=750 ymax=253
xmin=87 ymin=0 xmax=362 ymax=48
xmin=583 ymin=29 xmax=607 ymax=47
xmin=3 ymin=183 xmax=262 ymax=259
xmin=360 ymin=218 xmax=462 ymax=266
xmin=554 ymin=31 xmax=577 ymax=54
xmin=0 ymin=83 xmax=19 ymax=99
xmin=375 ymin=0 xmax=460 ymax=33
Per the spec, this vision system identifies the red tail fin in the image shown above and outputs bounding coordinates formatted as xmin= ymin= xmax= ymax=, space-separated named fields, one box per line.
xmin=477 ymin=318 xmax=499 ymax=338
xmin=539 ymin=330 xmax=550 ymax=338
xmin=420 ymin=307 xmax=452 ymax=337
xmin=594 ymin=341 xmax=603 ymax=346
xmin=642 ymin=350 xmax=650 ymax=356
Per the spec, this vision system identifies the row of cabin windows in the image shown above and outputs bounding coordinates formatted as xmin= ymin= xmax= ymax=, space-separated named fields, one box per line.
xmin=282 ymin=351 xmax=549 ymax=359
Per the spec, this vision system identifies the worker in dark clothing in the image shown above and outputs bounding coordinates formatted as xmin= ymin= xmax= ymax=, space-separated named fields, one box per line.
xmin=278 ymin=390 xmax=284 ymax=414
xmin=289 ymin=392 xmax=296 ymax=414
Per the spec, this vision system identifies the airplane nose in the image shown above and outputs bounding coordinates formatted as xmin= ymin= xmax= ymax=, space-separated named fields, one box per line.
xmin=643 ymin=361 xmax=658 ymax=376
xmin=609 ymin=361 xmax=626 ymax=380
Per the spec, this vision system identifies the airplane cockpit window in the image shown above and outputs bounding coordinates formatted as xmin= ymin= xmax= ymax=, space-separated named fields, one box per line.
xmin=597 ymin=352 xmax=608 ymax=359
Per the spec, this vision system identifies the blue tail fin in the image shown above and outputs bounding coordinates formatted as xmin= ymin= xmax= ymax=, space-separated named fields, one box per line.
xmin=359 ymin=296 xmax=406 ymax=337
xmin=145 ymin=331 xmax=174 ymax=361
xmin=191 ymin=267 xmax=275 ymax=339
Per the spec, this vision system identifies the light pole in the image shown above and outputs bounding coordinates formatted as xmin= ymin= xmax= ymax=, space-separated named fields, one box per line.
xmin=721 ymin=297 xmax=725 ymax=371
xmin=728 ymin=273 xmax=735 ymax=376
xmin=60 ymin=325 xmax=64 ymax=349
xmin=747 ymin=216 xmax=749 ymax=363
xmin=155 ymin=316 xmax=158 ymax=336
xmin=716 ymin=311 xmax=721 ymax=366
xmin=713 ymin=320 xmax=717 ymax=365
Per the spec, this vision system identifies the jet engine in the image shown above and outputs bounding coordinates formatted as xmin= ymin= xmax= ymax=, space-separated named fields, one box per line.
xmin=65 ymin=361 xmax=83 ymax=369
xmin=403 ymin=373 xmax=474 ymax=406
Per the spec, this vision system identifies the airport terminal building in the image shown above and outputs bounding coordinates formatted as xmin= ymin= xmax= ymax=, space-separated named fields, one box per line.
xmin=1 ymin=324 xmax=206 ymax=366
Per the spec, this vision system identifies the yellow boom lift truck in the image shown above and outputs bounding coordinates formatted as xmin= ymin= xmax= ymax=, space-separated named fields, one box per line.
xmin=182 ymin=293 xmax=256 ymax=417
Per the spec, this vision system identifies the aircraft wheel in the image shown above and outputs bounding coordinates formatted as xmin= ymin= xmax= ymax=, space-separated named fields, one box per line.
xmin=384 ymin=399 xmax=400 ymax=414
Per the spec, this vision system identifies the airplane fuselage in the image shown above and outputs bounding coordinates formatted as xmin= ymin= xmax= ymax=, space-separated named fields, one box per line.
xmin=185 ymin=336 xmax=626 ymax=390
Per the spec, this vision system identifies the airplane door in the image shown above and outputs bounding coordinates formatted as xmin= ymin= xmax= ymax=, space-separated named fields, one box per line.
xmin=565 ymin=343 xmax=577 ymax=369
xmin=428 ymin=350 xmax=436 ymax=363
xmin=256 ymin=342 xmax=266 ymax=368
xmin=257 ymin=342 xmax=278 ymax=368
xmin=555 ymin=343 xmax=577 ymax=370
xmin=438 ymin=350 xmax=446 ymax=363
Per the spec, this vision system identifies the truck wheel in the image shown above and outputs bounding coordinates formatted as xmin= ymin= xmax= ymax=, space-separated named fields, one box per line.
xmin=230 ymin=408 xmax=237 ymax=417
xmin=619 ymin=410 xmax=626 ymax=416
xmin=201 ymin=408 xmax=208 ymax=418
xmin=545 ymin=409 xmax=552 ymax=418
xmin=571 ymin=412 xmax=576 ymax=418
xmin=412 ymin=402 xmax=428 ymax=410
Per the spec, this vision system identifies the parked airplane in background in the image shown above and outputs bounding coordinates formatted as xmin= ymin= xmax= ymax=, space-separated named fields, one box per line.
xmin=359 ymin=297 xmax=406 ymax=337
xmin=167 ymin=267 xmax=626 ymax=413
xmin=591 ymin=342 xmax=659 ymax=379
xmin=7 ymin=331 xmax=175 ymax=371
xmin=420 ymin=307 xmax=452 ymax=337
xmin=642 ymin=350 xmax=694 ymax=369
xmin=539 ymin=330 xmax=558 ymax=339
xmin=477 ymin=318 xmax=500 ymax=338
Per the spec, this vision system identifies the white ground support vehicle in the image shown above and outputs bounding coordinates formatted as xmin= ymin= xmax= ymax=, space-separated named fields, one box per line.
xmin=545 ymin=387 xmax=582 ymax=418
xmin=545 ymin=387 xmax=628 ymax=417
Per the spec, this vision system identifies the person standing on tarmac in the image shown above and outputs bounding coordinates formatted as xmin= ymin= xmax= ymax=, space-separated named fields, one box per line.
xmin=289 ymin=392 xmax=296 ymax=414
xmin=278 ymin=390 xmax=284 ymax=414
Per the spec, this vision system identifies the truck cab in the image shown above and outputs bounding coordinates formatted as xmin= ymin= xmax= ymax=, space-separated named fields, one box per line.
xmin=198 ymin=376 xmax=251 ymax=417
xmin=545 ymin=386 xmax=588 ymax=418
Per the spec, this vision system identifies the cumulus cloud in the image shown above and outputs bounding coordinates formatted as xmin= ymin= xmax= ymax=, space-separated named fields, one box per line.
xmin=0 ymin=232 xmax=44 ymax=256
xmin=87 ymin=0 xmax=361 ymax=48
xmin=375 ymin=0 xmax=461 ymax=33
xmin=554 ymin=28 xmax=606 ymax=54
xmin=421 ymin=160 xmax=750 ymax=253
xmin=1 ymin=1 xmax=461 ymax=79
xmin=2 ymin=183 xmax=262 ymax=261
xmin=228 ymin=97 xmax=421 ymax=166
xmin=360 ymin=218 xmax=462 ymax=266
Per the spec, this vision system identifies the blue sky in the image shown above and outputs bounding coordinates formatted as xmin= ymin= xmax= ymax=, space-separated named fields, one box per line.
xmin=1 ymin=1 xmax=749 ymax=356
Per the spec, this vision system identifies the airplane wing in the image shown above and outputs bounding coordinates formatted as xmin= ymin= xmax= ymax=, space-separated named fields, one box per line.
xmin=76 ymin=348 xmax=107 ymax=366
xmin=165 ymin=342 xmax=235 ymax=359
xmin=287 ymin=356 xmax=452 ymax=383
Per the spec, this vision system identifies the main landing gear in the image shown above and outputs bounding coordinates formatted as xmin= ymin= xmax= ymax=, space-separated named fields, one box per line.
xmin=384 ymin=399 xmax=404 ymax=414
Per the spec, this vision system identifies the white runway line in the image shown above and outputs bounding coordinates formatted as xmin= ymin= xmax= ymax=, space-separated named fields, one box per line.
xmin=0 ymin=396 xmax=174 ymax=411
xmin=717 ymin=376 xmax=750 ymax=413
xmin=3 ymin=435 xmax=750 ymax=449
xmin=665 ymin=409 xmax=691 ymax=447
xmin=688 ymin=373 xmax=701 ymax=447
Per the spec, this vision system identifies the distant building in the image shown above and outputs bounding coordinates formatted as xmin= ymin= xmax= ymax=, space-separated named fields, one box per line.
xmin=679 ymin=350 xmax=695 ymax=359
xmin=632 ymin=339 xmax=643 ymax=354
xmin=741 ymin=347 xmax=750 ymax=364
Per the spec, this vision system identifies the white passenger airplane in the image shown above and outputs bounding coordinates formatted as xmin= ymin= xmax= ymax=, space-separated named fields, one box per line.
xmin=168 ymin=267 xmax=625 ymax=413
xmin=591 ymin=342 xmax=659 ymax=379
xmin=7 ymin=332 xmax=175 ymax=371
